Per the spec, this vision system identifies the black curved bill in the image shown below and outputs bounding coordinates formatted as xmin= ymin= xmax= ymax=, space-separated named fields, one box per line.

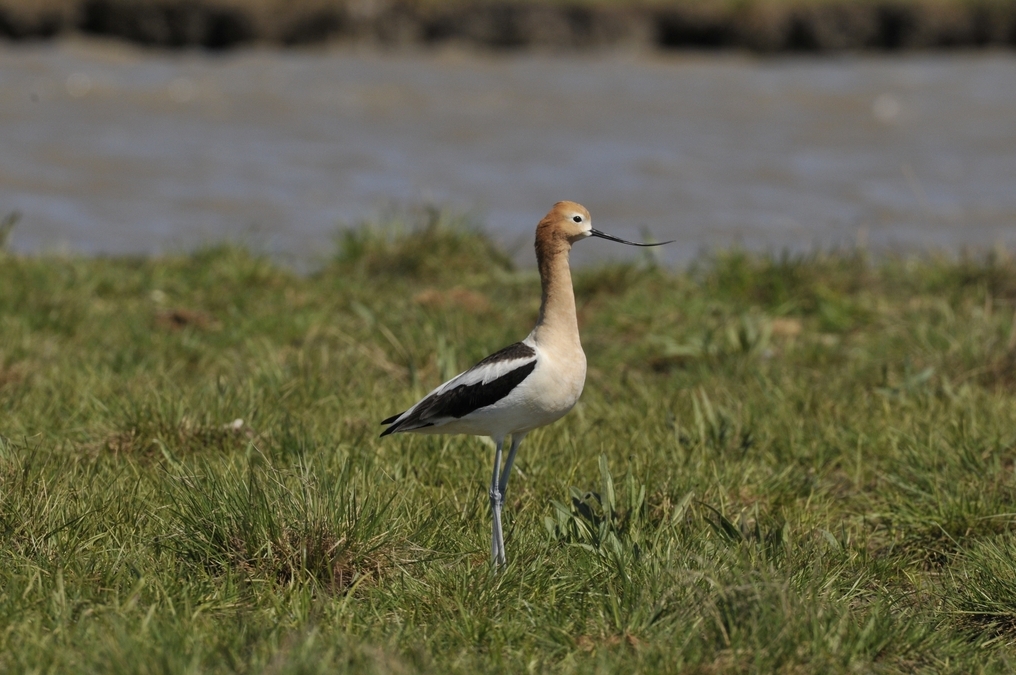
xmin=589 ymin=228 xmax=674 ymax=247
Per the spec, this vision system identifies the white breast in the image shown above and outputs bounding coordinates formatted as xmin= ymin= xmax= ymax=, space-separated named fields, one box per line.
xmin=499 ymin=343 xmax=586 ymax=434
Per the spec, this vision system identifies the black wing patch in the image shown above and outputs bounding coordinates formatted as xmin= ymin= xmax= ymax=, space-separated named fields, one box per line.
xmin=380 ymin=346 xmax=537 ymax=437
xmin=418 ymin=360 xmax=536 ymax=420
xmin=380 ymin=411 xmax=404 ymax=425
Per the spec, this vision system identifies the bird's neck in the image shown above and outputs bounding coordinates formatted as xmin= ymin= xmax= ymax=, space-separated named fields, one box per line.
xmin=531 ymin=237 xmax=581 ymax=352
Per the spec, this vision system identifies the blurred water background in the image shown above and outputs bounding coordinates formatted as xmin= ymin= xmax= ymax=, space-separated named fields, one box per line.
xmin=1 ymin=39 xmax=1014 ymax=266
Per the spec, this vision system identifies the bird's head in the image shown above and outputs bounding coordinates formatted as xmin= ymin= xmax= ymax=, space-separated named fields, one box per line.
xmin=537 ymin=201 xmax=673 ymax=249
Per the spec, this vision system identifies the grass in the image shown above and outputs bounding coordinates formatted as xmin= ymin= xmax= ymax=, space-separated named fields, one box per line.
xmin=4 ymin=210 xmax=1016 ymax=673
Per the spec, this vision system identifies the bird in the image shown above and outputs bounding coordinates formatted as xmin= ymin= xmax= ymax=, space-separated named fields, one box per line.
xmin=380 ymin=201 xmax=671 ymax=566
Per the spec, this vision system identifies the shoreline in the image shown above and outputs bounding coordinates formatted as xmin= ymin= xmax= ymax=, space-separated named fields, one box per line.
xmin=1 ymin=0 xmax=1015 ymax=51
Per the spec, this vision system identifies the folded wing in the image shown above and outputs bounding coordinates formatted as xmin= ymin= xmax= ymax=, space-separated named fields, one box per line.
xmin=380 ymin=342 xmax=538 ymax=436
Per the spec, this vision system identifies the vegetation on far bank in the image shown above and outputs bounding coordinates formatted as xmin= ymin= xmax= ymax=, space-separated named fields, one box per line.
xmin=2 ymin=0 xmax=1014 ymax=51
xmin=3 ymin=210 xmax=1016 ymax=672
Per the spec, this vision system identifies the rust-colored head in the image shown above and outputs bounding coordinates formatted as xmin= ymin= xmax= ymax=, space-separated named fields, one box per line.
xmin=535 ymin=201 xmax=673 ymax=257
xmin=535 ymin=201 xmax=593 ymax=250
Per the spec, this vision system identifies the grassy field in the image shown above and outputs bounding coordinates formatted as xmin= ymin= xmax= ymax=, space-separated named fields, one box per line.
xmin=4 ymin=209 xmax=1016 ymax=673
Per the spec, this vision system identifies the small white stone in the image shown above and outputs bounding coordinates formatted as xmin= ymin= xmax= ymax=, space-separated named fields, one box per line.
xmin=872 ymin=93 xmax=901 ymax=124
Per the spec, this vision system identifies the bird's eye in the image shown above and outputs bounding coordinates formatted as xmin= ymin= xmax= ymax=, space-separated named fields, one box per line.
xmin=572 ymin=215 xmax=582 ymax=223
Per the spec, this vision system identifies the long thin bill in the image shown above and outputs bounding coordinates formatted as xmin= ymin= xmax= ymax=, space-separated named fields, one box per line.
xmin=589 ymin=228 xmax=674 ymax=247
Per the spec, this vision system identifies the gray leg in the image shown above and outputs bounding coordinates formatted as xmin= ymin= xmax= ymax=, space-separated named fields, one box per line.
xmin=491 ymin=433 xmax=527 ymax=568
xmin=498 ymin=433 xmax=528 ymax=502
xmin=489 ymin=436 xmax=505 ymax=566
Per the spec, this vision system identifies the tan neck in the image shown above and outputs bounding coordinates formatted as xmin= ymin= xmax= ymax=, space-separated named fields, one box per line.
xmin=531 ymin=234 xmax=580 ymax=350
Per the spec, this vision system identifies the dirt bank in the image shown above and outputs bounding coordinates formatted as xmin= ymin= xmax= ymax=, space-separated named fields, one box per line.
xmin=1 ymin=0 xmax=1015 ymax=50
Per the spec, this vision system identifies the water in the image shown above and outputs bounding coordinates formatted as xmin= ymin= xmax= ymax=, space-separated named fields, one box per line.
xmin=2 ymin=39 xmax=1015 ymax=266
